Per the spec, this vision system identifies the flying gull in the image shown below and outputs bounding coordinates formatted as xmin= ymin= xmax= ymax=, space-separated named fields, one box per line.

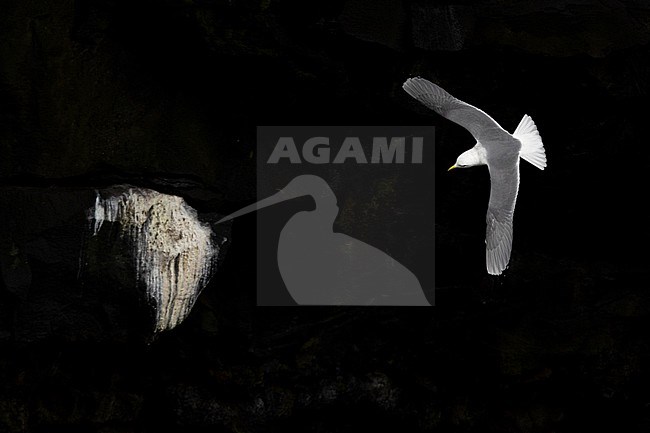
xmin=403 ymin=77 xmax=546 ymax=275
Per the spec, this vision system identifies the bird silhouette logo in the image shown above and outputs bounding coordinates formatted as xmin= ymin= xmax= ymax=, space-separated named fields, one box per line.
xmin=218 ymin=174 xmax=431 ymax=306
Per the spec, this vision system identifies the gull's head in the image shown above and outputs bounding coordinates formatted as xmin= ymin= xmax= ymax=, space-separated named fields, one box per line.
xmin=448 ymin=147 xmax=483 ymax=171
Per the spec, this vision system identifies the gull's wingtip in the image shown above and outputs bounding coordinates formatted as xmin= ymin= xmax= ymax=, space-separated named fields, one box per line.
xmin=402 ymin=76 xmax=431 ymax=101
xmin=402 ymin=76 xmax=450 ymax=107
xmin=402 ymin=77 xmax=414 ymax=92
xmin=486 ymin=260 xmax=506 ymax=276
xmin=485 ymin=223 xmax=513 ymax=276
xmin=487 ymin=265 xmax=506 ymax=276
xmin=402 ymin=76 xmax=422 ymax=89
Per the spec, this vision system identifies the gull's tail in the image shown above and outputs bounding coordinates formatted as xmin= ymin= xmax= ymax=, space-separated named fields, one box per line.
xmin=513 ymin=114 xmax=546 ymax=170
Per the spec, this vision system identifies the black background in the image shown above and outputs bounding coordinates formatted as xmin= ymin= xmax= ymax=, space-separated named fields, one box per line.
xmin=2 ymin=0 xmax=650 ymax=432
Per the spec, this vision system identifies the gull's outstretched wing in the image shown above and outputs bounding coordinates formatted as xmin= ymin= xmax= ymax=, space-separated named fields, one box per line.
xmin=485 ymin=161 xmax=520 ymax=275
xmin=403 ymin=77 xmax=506 ymax=141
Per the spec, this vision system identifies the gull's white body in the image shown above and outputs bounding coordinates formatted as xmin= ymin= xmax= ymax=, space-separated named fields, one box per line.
xmin=403 ymin=77 xmax=546 ymax=275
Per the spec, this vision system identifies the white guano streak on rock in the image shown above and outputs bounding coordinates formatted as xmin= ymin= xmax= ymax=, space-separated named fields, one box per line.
xmin=90 ymin=187 xmax=216 ymax=332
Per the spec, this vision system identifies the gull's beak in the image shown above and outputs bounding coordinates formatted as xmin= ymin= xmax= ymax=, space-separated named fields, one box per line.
xmin=448 ymin=165 xmax=458 ymax=172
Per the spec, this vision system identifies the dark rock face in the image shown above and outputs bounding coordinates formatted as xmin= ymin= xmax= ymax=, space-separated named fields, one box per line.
xmin=0 ymin=186 xmax=229 ymax=342
xmin=2 ymin=0 xmax=650 ymax=432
